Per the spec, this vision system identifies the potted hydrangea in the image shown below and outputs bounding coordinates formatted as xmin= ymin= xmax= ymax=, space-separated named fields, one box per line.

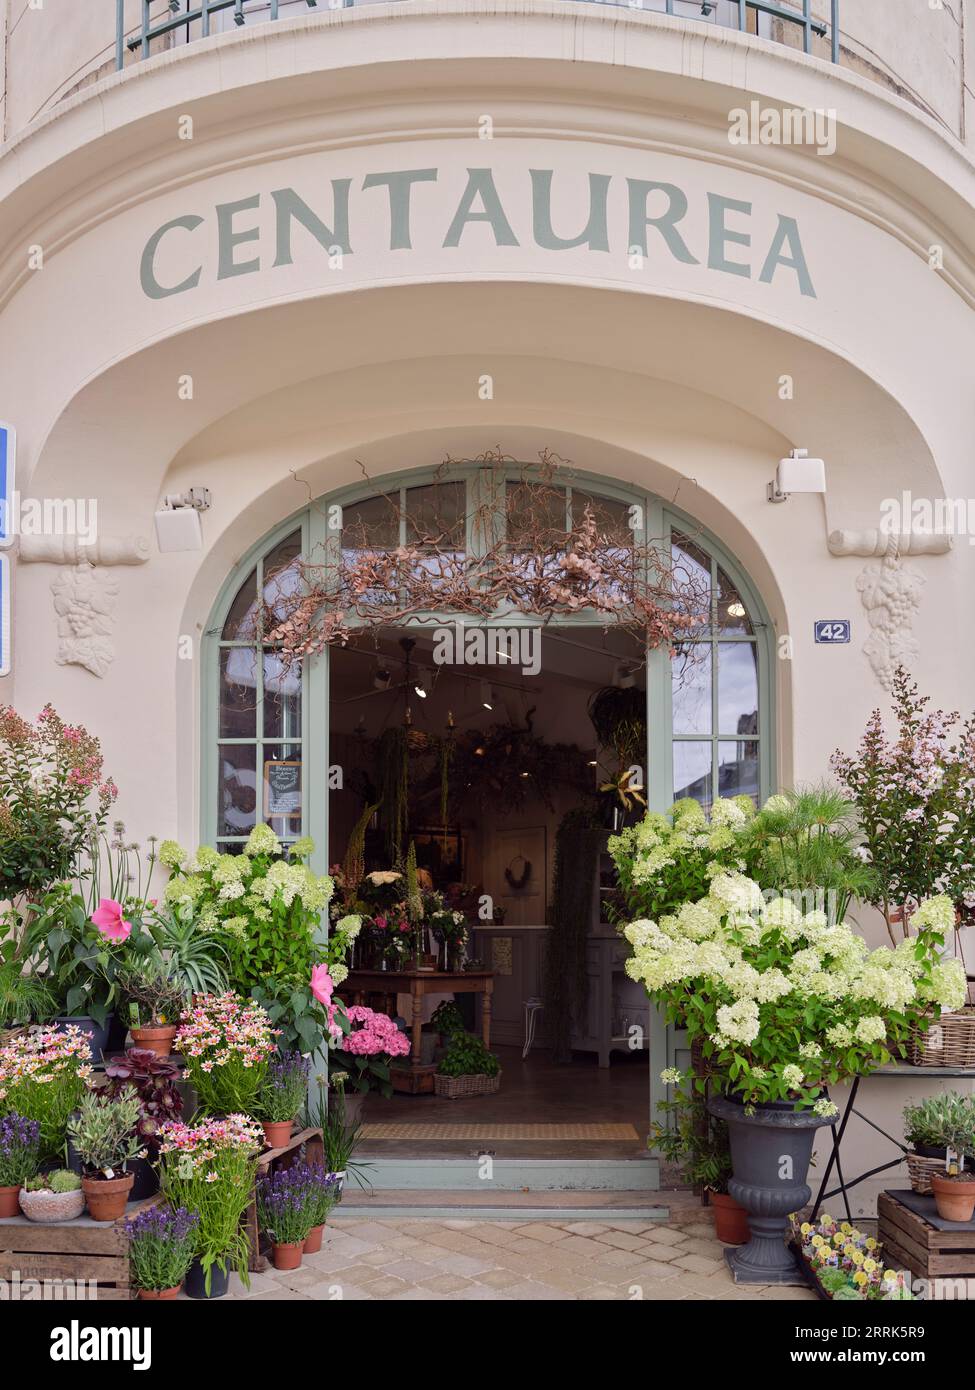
xmin=623 ymin=872 xmax=966 ymax=1282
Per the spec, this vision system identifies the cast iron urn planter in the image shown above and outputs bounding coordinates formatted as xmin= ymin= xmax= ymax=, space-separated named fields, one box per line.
xmin=708 ymin=1094 xmax=831 ymax=1285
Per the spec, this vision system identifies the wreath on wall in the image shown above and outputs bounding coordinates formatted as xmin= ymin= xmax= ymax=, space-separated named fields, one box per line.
xmin=504 ymin=856 xmax=532 ymax=892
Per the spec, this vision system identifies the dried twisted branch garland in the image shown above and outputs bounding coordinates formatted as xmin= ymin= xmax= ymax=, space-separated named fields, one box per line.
xmin=265 ymin=449 xmax=710 ymax=658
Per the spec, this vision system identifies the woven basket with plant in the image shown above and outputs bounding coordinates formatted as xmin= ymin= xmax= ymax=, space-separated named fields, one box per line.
xmin=434 ymin=1032 xmax=501 ymax=1099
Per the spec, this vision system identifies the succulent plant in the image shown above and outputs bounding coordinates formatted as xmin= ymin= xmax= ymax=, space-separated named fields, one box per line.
xmin=103 ymin=1048 xmax=183 ymax=1145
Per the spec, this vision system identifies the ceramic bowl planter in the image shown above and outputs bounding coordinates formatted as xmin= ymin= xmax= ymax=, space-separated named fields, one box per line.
xmin=0 ymin=1185 xmax=20 ymax=1218
xmin=271 ymin=1241 xmax=303 ymax=1271
xmin=930 ymin=1173 xmax=975 ymax=1223
xmin=261 ymin=1120 xmax=295 ymax=1150
xmin=708 ymin=1095 xmax=831 ymax=1284
xmin=710 ymin=1191 xmax=750 ymax=1245
xmin=81 ymin=1171 xmax=134 ymax=1222
xmin=18 ymin=1186 xmax=85 ymax=1223
xmin=129 ymin=1025 xmax=178 ymax=1058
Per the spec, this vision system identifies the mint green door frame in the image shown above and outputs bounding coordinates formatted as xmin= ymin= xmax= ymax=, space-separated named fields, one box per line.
xmin=202 ymin=469 xmax=776 ymax=1123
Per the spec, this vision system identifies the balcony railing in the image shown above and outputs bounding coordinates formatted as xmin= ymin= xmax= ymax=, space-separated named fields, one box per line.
xmin=116 ymin=0 xmax=840 ymax=69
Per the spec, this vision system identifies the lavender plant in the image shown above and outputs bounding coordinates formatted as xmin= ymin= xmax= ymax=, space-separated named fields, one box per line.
xmin=256 ymin=1164 xmax=314 ymax=1247
xmin=0 ymin=1113 xmax=41 ymax=1188
xmin=256 ymin=1051 xmax=310 ymax=1124
xmin=125 ymin=1204 xmax=199 ymax=1293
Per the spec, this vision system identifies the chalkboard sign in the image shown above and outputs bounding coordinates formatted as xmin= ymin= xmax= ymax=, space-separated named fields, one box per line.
xmin=264 ymin=759 xmax=301 ymax=818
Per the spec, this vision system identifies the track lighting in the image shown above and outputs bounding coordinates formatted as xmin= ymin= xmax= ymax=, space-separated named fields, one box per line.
xmin=480 ymin=680 xmax=494 ymax=710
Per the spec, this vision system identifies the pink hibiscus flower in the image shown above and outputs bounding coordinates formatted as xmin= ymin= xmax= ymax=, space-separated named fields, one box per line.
xmin=310 ymin=964 xmax=334 ymax=1005
xmin=91 ymin=898 xmax=131 ymax=942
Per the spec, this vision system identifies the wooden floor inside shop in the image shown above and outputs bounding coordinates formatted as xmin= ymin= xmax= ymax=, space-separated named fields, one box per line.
xmin=357 ymin=1045 xmax=650 ymax=1159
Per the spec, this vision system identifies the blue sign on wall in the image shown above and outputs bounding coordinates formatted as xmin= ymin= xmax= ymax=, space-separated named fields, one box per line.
xmin=0 ymin=555 xmax=9 ymax=677
xmin=814 ymin=620 xmax=851 ymax=645
xmin=0 ymin=422 xmax=15 ymax=549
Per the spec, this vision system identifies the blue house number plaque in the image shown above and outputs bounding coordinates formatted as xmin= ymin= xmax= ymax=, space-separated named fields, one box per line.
xmin=814 ymin=620 xmax=851 ymax=644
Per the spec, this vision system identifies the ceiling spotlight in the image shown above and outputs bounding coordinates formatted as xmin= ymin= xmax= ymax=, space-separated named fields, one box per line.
xmin=480 ymin=681 xmax=494 ymax=710
xmin=373 ymin=666 xmax=392 ymax=691
xmin=413 ymin=670 xmax=431 ymax=699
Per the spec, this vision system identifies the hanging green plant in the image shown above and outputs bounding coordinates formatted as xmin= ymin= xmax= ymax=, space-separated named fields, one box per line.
xmin=343 ymin=799 xmax=381 ymax=901
xmin=587 ymin=686 xmax=647 ymax=769
xmin=376 ymin=726 xmax=409 ymax=863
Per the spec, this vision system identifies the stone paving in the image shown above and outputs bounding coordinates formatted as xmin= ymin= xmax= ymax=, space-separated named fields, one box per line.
xmin=226 ymin=1216 xmax=817 ymax=1301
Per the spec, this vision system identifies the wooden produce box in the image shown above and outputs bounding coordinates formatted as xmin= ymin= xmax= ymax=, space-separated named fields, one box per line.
xmin=246 ymin=1126 xmax=324 ymax=1273
xmin=878 ymin=1190 xmax=975 ymax=1281
xmin=0 ymin=1198 xmax=158 ymax=1301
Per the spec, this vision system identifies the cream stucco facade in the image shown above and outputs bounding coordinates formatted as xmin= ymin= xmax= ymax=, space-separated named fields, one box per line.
xmin=1 ymin=1 xmax=974 ymax=1214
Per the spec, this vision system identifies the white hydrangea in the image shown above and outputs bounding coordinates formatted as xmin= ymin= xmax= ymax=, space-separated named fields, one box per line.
xmin=710 ymin=797 xmax=748 ymax=828
xmin=912 ymin=895 xmax=955 ymax=935
xmin=761 ymin=896 xmax=804 ymax=931
xmin=708 ymin=872 xmax=765 ymax=916
xmin=782 ymin=1064 xmax=804 ymax=1089
xmin=762 ymin=794 xmax=791 ymax=815
xmin=712 ymin=997 xmax=760 ymax=1047
xmin=854 ymin=1016 xmax=887 ymax=1045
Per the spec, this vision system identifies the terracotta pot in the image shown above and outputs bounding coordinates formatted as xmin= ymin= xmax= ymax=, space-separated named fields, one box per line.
xmin=272 ymin=1241 xmax=303 ymax=1270
xmin=138 ymin=1286 xmax=181 ymax=1300
xmin=931 ymin=1173 xmax=975 ymax=1223
xmin=0 ymin=1185 xmax=20 ymax=1218
xmin=129 ymin=1024 xmax=178 ymax=1058
xmin=711 ymin=1191 xmax=750 ymax=1245
xmin=82 ymin=1171 xmax=134 ymax=1222
xmin=262 ymin=1119 xmax=295 ymax=1149
xmin=303 ymin=1223 xmax=325 ymax=1254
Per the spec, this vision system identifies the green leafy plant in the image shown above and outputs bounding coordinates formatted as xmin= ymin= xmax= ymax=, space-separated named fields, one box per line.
xmin=118 ymin=959 xmax=184 ymax=1029
xmin=250 ymin=976 xmax=348 ymax=1056
xmin=144 ymin=905 xmax=229 ymax=1001
xmin=68 ymin=1090 xmax=144 ymax=1178
xmin=25 ymin=1169 xmax=81 ymax=1193
xmin=0 ymin=955 xmax=55 ymax=1028
xmin=430 ymin=1000 xmax=465 ymax=1038
xmin=903 ymin=1093 xmax=975 ymax=1151
xmin=437 ymin=1032 xmax=500 ymax=1078
xmin=650 ymin=1080 xmax=731 ymax=1193
xmin=0 ymin=1113 xmax=41 ymax=1188
xmin=125 ymin=1203 xmax=199 ymax=1294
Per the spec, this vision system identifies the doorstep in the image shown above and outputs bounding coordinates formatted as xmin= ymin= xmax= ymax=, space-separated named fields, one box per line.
xmin=355 ymin=1155 xmax=659 ymax=1192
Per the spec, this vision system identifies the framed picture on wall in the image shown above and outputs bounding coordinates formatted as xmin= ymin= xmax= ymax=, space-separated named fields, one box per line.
xmin=412 ymin=826 xmax=466 ymax=885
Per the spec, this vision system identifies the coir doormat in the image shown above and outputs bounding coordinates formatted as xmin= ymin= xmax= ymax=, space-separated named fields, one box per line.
xmin=360 ymin=1123 xmax=642 ymax=1141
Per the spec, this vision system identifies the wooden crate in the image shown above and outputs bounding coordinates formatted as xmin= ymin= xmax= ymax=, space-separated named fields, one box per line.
xmin=878 ymin=1191 xmax=975 ymax=1280
xmin=246 ymin=1126 xmax=324 ymax=1273
xmin=0 ymin=1198 xmax=158 ymax=1300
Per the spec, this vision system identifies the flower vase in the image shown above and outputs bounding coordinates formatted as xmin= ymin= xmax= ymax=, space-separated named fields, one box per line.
xmin=708 ymin=1095 xmax=830 ymax=1284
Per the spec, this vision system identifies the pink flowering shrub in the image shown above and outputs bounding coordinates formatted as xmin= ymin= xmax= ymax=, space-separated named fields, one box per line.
xmin=832 ymin=668 xmax=975 ymax=930
xmin=157 ymin=1114 xmax=263 ymax=1293
xmin=332 ymin=1005 xmax=410 ymax=1097
xmin=175 ymin=992 xmax=277 ymax=1117
xmin=0 ymin=704 xmax=118 ymax=901
xmin=0 ymin=1026 xmax=93 ymax=1159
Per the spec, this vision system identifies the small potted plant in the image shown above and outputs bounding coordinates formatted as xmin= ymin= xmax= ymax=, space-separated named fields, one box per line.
xmin=68 ymin=1089 xmax=144 ymax=1221
xmin=304 ymin=1075 xmax=373 ymax=1200
xmin=255 ymin=1051 xmax=310 ymax=1149
xmin=19 ymin=1169 xmax=84 ymax=1222
xmin=0 ymin=1113 xmax=40 ymax=1217
xmin=125 ymin=1203 xmax=200 ymax=1300
xmin=434 ymin=1032 xmax=502 ymax=1098
xmin=301 ymin=1163 xmax=342 ymax=1253
xmin=119 ymin=961 xmax=185 ymax=1057
xmin=430 ymin=999 xmax=465 ymax=1047
xmin=256 ymin=1163 xmax=313 ymax=1270
xmin=652 ymin=1072 xmax=748 ymax=1245
xmin=930 ymin=1102 xmax=975 ymax=1222
xmin=103 ymin=1048 xmax=184 ymax=1199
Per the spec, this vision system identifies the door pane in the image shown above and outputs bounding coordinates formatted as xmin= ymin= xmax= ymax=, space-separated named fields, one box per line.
xmin=222 ymin=567 xmax=258 ymax=640
xmin=674 ymin=741 xmax=713 ymax=809
xmin=262 ymin=531 xmax=303 ymax=627
xmin=220 ymin=648 xmax=258 ymax=738
xmin=717 ymin=566 xmax=753 ymax=635
xmin=263 ymin=650 xmax=302 ymax=739
xmin=718 ymin=739 xmax=760 ymax=804
xmin=218 ymin=744 xmax=258 ymax=837
xmin=672 ymin=646 xmax=712 ymax=735
xmin=718 ymin=642 xmax=758 ymax=736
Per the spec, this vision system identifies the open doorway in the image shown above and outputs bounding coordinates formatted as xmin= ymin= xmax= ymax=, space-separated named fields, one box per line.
xmin=327 ymin=625 xmax=651 ymax=1160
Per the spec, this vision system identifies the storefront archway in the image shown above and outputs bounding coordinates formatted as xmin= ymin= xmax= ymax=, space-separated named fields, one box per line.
xmin=202 ymin=463 xmax=775 ymax=860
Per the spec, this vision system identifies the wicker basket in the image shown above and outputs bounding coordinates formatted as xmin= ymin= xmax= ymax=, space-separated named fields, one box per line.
xmin=433 ymin=1071 xmax=502 ymax=1099
xmin=906 ymin=1152 xmax=947 ymax=1195
xmin=907 ymin=1010 xmax=975 ymax=1067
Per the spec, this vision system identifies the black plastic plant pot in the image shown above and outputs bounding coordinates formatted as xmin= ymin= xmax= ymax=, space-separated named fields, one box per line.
xmin=128 ymin=1155 xmax=160 ymax=1201
xmin=708 ymin=1094 xmax=831 ymax=1286
xmin=53 ymin=1014 xmax=113 ymax=1062
xmin=185 ymin=1258 xmax=230 ymax=1300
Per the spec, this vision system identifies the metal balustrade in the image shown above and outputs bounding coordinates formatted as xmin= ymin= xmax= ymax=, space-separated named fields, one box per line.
xmin=115 ymin=0 xmax=840 ymax=69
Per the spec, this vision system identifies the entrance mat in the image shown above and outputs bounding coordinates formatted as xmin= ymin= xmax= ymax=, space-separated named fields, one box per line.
xmin=360 ymin=1123 xmax=642 ymax=1141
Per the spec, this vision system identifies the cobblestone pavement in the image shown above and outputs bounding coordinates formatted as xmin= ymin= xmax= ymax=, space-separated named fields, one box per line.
xmin=227 ymin=1216 xmax=816 ymax=1301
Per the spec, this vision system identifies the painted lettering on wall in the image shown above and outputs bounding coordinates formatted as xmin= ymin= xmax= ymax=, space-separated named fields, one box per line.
xmin=140 ymin=167 xmax=815 ymax=301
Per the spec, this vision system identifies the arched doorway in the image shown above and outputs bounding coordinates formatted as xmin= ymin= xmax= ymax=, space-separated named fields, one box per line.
xmin=203 ymin=459 xmax=774 ymax=1164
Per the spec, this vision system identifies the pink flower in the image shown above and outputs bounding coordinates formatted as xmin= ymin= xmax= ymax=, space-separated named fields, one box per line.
xmin=310 ymin=964 xmax=334 ymax=1005
xmin=91 ymin=898 xmax=131 ymax=941
xmin=374 ymin=915 xmax=388 ymax=930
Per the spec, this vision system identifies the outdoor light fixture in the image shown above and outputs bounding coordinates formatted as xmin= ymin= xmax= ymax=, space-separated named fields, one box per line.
xmin=153 ymin=488 xmax=211 ymax=552
xmin=767 ymin=448 xmax=826 ymax=504
xmin=480 ymin=681 xmax=494 ymax=710
xmin=727 ymin=602 xmax=747 ymax=619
